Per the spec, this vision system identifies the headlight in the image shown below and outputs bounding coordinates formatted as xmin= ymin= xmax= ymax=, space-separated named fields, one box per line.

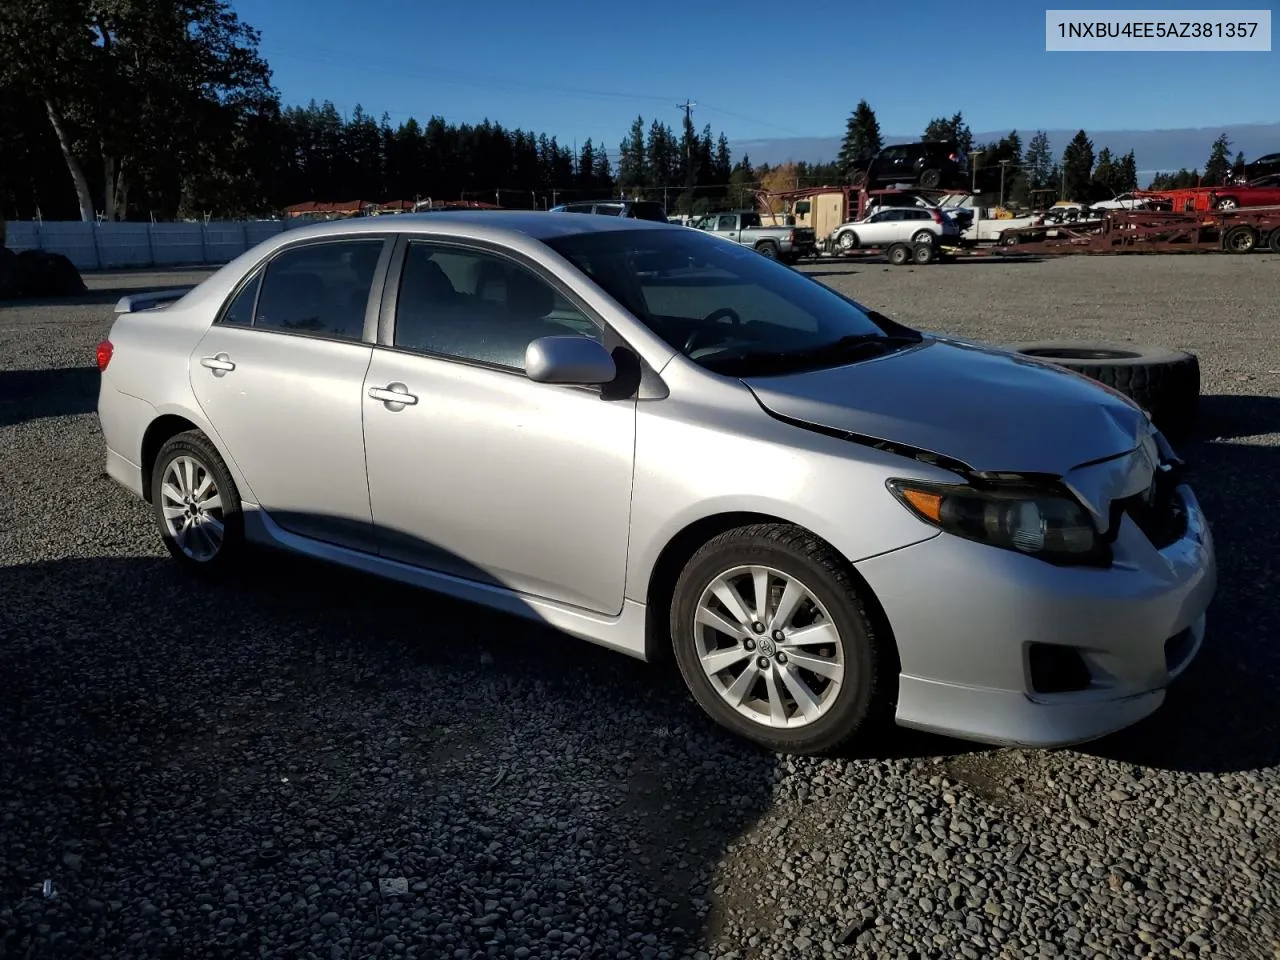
xmin=886 ymin=479 xmax=1109 ymax=566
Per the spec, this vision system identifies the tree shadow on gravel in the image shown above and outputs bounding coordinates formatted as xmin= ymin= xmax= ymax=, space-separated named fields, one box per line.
xmin=0 ymin=366 xmax=100 ymax=427
xmin=1082 ymin=397 xmax=1280 ymax=775
xmin=2 ymin=267 xmax=208 ymax=309
xmin=0 ymin=540 xmax=780 ymax=959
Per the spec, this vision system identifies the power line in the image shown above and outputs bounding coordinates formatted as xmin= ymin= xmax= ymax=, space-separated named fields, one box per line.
xmin=259 ymin=43 xmax=806 ymax=139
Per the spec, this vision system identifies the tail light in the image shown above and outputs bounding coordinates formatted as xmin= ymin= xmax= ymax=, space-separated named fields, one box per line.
xmin=931 ymin=209 xmax=943 ymax=224
xmin=96 ymin=339 xmax=113 ymax=372
xmin=787 ymin=229 xmax=796 ymax=242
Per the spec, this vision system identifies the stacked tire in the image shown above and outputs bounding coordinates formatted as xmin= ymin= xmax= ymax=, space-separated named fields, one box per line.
xmin=1003 ymin=342 xmax=1200 ymax=439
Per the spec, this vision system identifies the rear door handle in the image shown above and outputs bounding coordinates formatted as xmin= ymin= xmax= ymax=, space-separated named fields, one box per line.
xmin=368 ymin=383 xmax=418 ymax=407
xmin=200 ymin=354 xmax=235 ymax=373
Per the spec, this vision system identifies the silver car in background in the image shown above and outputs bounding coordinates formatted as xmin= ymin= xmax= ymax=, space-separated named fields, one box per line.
xmin=96 ymin=212 xmax=1216 ymax=754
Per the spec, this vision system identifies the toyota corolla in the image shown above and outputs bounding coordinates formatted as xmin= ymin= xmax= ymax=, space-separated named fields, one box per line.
xmin=96 ymin=212 xmax=1216 ymax=754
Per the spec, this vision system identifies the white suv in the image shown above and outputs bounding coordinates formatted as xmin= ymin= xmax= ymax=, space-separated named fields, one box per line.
xmin=832 ymin=207 xmax=961 ymax=251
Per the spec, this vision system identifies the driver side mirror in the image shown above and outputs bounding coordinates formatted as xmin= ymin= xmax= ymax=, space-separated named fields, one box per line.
xmin=525 ymin=335 xmax=617 ymax=385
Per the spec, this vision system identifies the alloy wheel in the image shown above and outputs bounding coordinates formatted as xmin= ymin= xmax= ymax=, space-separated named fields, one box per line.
xmin=693 ymin=564 xmax=845 ymax=729
xmin=159 ymin=455 xmax=225 ymax=562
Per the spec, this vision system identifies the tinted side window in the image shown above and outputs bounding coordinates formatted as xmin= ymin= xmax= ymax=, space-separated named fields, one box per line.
xmin=716 ymin=215 xmax=737 ymax=230
xmin=393 ymin=242 xmax=601 ymax=371
xmin=254 ymin=240 xmax=382 ymax=341
xmin=219 ymin=267 xmax=262 ymax=325
xmin=593 ymin=204 xmax=624 ymax=216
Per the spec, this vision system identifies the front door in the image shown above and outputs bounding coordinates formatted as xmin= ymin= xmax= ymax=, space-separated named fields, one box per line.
xmin=189 ymin=236 xmax=387 ymax=551
xmin=361 ymin=239 xmax=638 ymax=615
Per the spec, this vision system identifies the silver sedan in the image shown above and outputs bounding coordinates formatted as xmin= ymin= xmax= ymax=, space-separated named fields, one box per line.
xmin=96 ymin=212 xmax=1216 ymax=754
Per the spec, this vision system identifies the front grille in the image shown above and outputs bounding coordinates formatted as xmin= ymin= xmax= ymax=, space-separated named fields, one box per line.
xmin=1113 ymin=465 xmax=1188 ymax=550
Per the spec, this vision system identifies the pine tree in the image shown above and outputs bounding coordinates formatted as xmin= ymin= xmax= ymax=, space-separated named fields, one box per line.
xmin=1203 ymin=133 xmax=1232 ymax=185
xmin=1023 ymin=130 xmax=1053 ymax=192
xmin=1060 ymin=130 xmax=1094 ymax=201
xmin=836 ymin=100 xmax=882 ymax=177
xmin=1119 ymin=150 xmax=1139 ymax=192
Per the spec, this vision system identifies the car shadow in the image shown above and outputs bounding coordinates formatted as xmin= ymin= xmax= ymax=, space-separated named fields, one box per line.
xmin=1081 ymin=409 xmax=1280 ymax=774
xmin=0 ymin=366 xmax=100 ymax=428
xmin=0 ymin=532 xmax=785 ymax=957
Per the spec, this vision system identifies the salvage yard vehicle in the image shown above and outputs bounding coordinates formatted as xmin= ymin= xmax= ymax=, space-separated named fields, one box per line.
xmin=550 ymin=199 xmax=669 ymax=221
xmin=849 ymin=141 xmax=969 ymax=191
xmin=693 ymin=211 xmax=817 ymax=263
xmin=831 ymin=206 xmax=961 ymax=253
xmin=1211 ymin=174 xmax=1280 ymax=210
xmin=97 ymin=212 xmax=1216 ymax=755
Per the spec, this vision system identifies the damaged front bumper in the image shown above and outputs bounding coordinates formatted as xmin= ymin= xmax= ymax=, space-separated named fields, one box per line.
xmin=854 ymin=432 xmax=1217 ymax=748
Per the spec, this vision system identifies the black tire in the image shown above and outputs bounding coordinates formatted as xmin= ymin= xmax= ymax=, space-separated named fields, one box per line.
xmin=1004 ymin=341 xmax=1200 ymax=438
xmin=850 ymin=170 xmax=868 ymax=188
xmin=887 ymin=243 xmax=911 ymax=266
xmin=669 ymin=523 xmax=887 ymax=755
xmin=1216 ymin=196 xmax=1239 ymax=211
xmin=836 ymin=230 xmax=859 ymax=251
xmin=1270 ymin=228 xmax=1280 ymax=254
xmin=150 ymin=429 xmax=245 ymax=573
xmin=910 ymin=229 xmax=934 ymax=244
xmin=919 ymin=168 xmax=942 ymax=189
xmin=755 ymin=241 xmax=779 ymax=260
xmin=1222 ymin=225 xmax=1257 ymax=254
xmin=912 ymin=241 xmax=935 ymax=264
xmin=999 ymin=230 xmax=1019 ymax=246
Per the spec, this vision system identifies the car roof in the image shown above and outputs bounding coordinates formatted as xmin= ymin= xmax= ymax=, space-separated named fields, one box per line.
xmin=278 ymin=209 xmax=673 ymax=243
xmin=173 ymin=210 xmax=677 ymax=315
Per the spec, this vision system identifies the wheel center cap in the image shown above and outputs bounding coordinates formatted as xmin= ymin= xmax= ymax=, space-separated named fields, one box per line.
xmin=758 ymin=637 xmax=776 ymax=656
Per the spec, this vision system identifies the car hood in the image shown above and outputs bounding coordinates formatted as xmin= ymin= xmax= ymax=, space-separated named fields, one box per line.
xmin=743 ymin=336 xmax=1152 ymax=477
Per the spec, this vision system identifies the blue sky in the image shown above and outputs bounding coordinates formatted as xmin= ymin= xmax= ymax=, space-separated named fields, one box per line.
xmin=234 ymin=0 xmax=1276 ymax=156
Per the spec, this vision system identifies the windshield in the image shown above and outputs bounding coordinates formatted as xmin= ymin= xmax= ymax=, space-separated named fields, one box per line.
xmin=544 ymin=228 xmax=911 ymax=376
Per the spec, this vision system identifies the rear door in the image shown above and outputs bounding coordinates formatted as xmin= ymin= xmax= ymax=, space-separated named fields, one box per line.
xmin=188 ymin=236 xmax=390 ymax=551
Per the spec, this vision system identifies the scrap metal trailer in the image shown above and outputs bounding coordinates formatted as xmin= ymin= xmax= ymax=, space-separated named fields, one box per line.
xmin=994 ymin=206 xmax=1280 ymax=255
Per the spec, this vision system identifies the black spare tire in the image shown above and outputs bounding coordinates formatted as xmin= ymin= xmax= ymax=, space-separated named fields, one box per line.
xmin=1004 ymin=341 xmax=1200 ymax=439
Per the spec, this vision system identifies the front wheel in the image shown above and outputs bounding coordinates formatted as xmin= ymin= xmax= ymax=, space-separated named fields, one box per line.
xmin=837 ymin=231 xmax=858 ymax=251
xmin=669 ymin=524 xmax=887 ymax=755
xmin=151 ymin=429 xmax=245 ymax=573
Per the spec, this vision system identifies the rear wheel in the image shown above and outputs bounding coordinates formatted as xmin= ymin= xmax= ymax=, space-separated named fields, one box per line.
xmin=887 ymin=243 xmax=911 ymax=266
xmin=756 ymin=241 xmax=779 ymax=260
xmin=910 ymin=229 xmax=934 ymax=244
xmin=919 ymin=168 xmax=942 ymax=189
xmin=912 ymin=241 xmax=935 ymax=264
xmin=1270 ymin=228 xmax=1280 ymax=254
xmin=151 ymin=429 xmax=244 ymax=573
xmin=669 ymin=524 xmax=886 ymax=755
xmin=1222 ymin=225 xmax=1257 ymax=253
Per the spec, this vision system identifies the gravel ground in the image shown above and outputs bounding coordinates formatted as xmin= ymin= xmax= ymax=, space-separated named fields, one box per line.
xmin=1 ymin=255 xmax=1278 ymax=960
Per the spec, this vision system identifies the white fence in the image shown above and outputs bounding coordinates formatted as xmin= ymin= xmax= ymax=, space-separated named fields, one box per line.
xmin=3 ymin=219 xmax=313 ymax=272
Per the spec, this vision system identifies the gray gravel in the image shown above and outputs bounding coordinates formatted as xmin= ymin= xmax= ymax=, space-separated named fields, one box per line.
xmin=2 ymin=256 xmax=1278 ymax=959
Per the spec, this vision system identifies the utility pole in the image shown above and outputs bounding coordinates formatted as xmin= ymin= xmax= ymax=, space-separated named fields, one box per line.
xmin=999 ymin=159 xmax=1010 ymax=209
xmin=678 ymin=99 xmax=696 ymax=215
xmin=677 ymin=99 xmax=696 ymax=164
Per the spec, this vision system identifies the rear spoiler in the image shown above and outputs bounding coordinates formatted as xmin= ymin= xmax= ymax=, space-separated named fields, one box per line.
xmin=114 ymin=287 xmax=194 ymax=314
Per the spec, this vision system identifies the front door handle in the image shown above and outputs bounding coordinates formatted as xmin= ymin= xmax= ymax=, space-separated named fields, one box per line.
xmin=200 ymin=354 xmax=235 ymax=374
xmin=368 ymin=383 xmax=418 ymax=407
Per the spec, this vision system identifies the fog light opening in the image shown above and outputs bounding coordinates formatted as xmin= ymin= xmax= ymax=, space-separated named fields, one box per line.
xmin=1028 ymin=643 xmax=1092 ymax=694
